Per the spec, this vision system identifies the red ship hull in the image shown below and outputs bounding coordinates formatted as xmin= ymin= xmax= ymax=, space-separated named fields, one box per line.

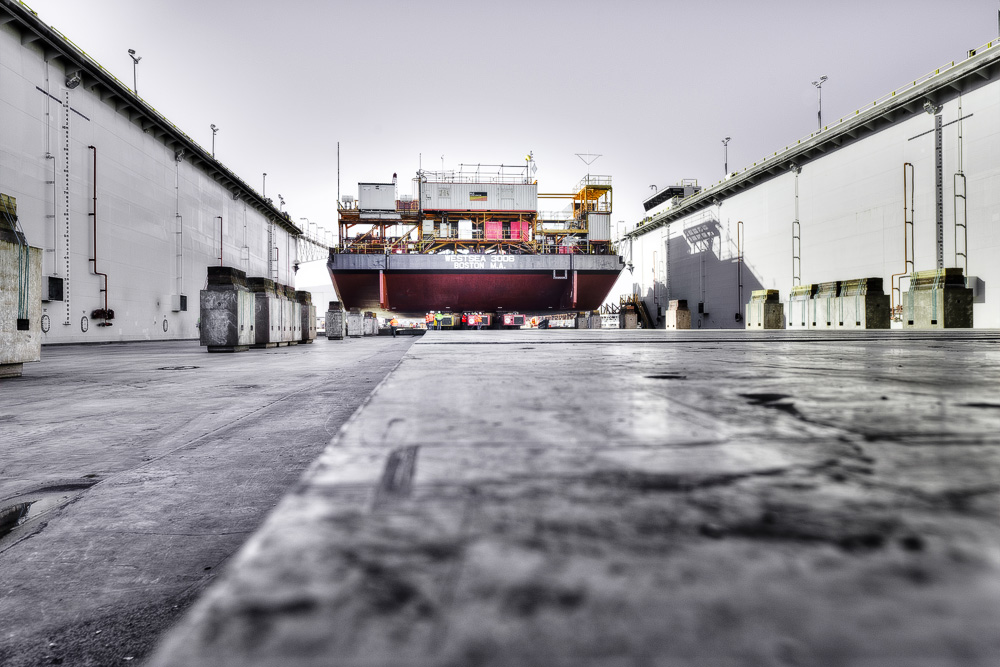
xmin=327 ymin=253 xmax=624 ymax=315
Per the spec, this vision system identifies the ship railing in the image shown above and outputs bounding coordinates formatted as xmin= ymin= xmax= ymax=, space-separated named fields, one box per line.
xmin=538 ymin=211 xmax=575 ymax=221
xmin=574 ymin=174 xmax=612 ymax=191
xmin=421 ymin=164 xmax=533 ymax=185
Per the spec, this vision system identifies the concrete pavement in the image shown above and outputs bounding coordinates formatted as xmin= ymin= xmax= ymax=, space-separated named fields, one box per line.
xmin=146 ymin=329 xmax=1000 ymax=667
xmin=0 ymin=336 xmax=415 ymax=666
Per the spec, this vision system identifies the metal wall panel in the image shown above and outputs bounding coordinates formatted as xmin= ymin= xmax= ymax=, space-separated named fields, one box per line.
xmin=589 ymin=213 xmax=611 ymax=241
xmin=458 ymin=219 xmax=474 ymax=240
xmin=421 ymin=182 xmax=537 ymax=212
xmin=358 ymin=183 xmax=396 ymax=211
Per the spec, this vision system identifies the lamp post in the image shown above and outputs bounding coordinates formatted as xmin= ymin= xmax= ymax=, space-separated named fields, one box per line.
xmin=210 ymin=124 xmax=218 ymax=157
xmin=127 ymin=49 xmax=141 ymax=95
xmin=262 ymin=173 xmax=267 ymax=198
xmin=722 ymin=136 xmax=731 ymax=176
xmin=812 ymin=76 xmax=828 ymax=131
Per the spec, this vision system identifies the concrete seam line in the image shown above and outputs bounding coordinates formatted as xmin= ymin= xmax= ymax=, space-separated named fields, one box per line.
xmin=298 ymin=342 xmax=418 ymax=485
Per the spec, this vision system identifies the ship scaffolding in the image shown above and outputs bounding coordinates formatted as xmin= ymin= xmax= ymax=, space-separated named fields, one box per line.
xmin=336 ymin=163 xmax=614 ymax=257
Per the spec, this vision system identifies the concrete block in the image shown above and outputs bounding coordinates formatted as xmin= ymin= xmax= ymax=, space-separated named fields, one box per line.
xmin=325 ymin=302 xmax=344 ymax=340
xmin=1 ymin=235 xmax=42 ymax=378
xmin=902 ymin=287 xmax=973 ymax=328
xmin=199 ymin=267 xmax=254 ymax=352
xmin=296 ymin=291 xmax=316 ymax=344
xmin=746 ymin=289 xmax=785 ymax=329
xmin=275 ymin=285 xmax=299 ymax=346
xmin=664 ymin=299 xmax=691 ymax=330
xmin=346 ymin=312 xmax=364 ymax=338
xmin=787 ymin=285 xmax=815 ymax=329
xmin=788 ymin=279 xmax=890 ymax=330
xmin=901 ymin=269 xmax=973 ymax=329
xmin=248 ymin=278 xmax=279 ymax=349
xmin=809 ymin=281 xmax=839 ymax=329
xmin=834 ymin=292 xmax=890 ymax=329
xmin=575 ymin=312 xmax=598 ymax=329
xmin=619 ymin=309 xmax=638 ymax=329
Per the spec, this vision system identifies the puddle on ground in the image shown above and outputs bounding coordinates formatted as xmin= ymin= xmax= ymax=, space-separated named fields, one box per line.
xmin=0 ymin=493 xmax=73 ymax=549
xmin=0 ymin=502 xmax=31 ymax=536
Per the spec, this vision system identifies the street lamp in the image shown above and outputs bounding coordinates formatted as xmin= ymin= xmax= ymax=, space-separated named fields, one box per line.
xmin=127 ymin=49 xmax=141 ymax=95
xmin=812 ymin=76 xmax=828 ymax=131
xmin=278 ymin=194 xmax=285 ymax=211
xmin=722 ymin=137 xmax=731 ymax=176
xmin=262 ymin=173 xmax=267 ymax=197
xmin=210 ymin=124 xmax=218 ymax=157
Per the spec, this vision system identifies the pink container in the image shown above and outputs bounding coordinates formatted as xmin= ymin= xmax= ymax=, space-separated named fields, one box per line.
xmin=485 ymin=220 xmax=503 ymax=241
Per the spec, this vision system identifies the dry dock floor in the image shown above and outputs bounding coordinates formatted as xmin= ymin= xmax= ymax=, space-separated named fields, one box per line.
xmin=4 ymin=330 xmax=1000 ymax=667
xmin=141 ymin=328 xmax=1000 ymax=667
xmin=0 ymin=337 xmax=415 ymax=666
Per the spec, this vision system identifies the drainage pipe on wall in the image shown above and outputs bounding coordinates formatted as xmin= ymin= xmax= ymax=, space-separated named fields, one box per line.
xmin=174 ymin=153 xmax=184 ymax=300
xmin=217 ymin=216 xmax=223 ymax=266
xmin=87 ymin=145 xmax=111 ymax=327
xmin=890 ymin=163 xmax=915 ymax=316
xmin=736 ymin=220 xmax=744 ymax=322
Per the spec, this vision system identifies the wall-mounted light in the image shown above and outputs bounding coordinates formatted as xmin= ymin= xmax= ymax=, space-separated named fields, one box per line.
xmin=811 ymin=76 xmax=828 ymax=130
xmin=128 ymin=49 xmax=141 ymax=94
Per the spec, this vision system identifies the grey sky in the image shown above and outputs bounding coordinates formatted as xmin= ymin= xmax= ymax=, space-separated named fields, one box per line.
xmin=21 ymin=0 xmax=1000 ymax=233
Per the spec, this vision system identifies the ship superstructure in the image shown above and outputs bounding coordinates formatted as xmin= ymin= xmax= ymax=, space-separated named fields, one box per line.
xmin=328 ymin=162 xmax=624 ymax=316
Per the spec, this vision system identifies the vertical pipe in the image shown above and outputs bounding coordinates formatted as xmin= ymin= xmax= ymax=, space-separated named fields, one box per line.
xmin=87 ymin=145 xmax=109 ymax=324
xmin=217 ymin=216 xmax=223 ymax=266
xmin=791 ymin=167 xmax=802 ymax=287
xmin=737 ymin=220 xmax=744 ymax=322
xmin=891 ymin=163 xmax=915 ymax=317
xmin=175 ymin=155 xmax=183 ymax=298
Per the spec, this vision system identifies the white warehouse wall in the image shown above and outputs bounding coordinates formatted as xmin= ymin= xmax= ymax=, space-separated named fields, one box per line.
xmin=0 ymin=18 xmax=300 ymax=344
xmin=630 ymin=53 xmax=1000 ymax=329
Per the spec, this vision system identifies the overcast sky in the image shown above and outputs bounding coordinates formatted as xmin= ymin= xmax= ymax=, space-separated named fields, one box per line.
xmin=23 ymin=0 xmax=1000 ymax=239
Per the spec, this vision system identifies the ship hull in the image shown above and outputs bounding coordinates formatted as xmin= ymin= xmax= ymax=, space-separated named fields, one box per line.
xmin=327 ymin=253 xmax=624 ymax=315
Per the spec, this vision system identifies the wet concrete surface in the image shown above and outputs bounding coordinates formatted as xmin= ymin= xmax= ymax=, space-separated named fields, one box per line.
xmin=0 ymin=336 xmax=415 ymax=666
xmin=144 ymin=329 xmax=1000 ymax=667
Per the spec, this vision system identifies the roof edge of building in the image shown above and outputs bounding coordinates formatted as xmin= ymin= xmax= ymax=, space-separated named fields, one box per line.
xmin=630 ymin=38 xmax=1000 ymax=239
xmin=0 ymin=0 xmax=301 ymax=236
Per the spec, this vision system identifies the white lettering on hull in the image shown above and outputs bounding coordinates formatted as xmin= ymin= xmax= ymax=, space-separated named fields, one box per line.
xmin=443 ymin=256 xmax=516 ymax=270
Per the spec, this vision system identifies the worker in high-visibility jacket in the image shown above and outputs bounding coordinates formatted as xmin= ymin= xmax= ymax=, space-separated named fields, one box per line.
xmin=434 ymin=312 xmax=443 ymax=330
